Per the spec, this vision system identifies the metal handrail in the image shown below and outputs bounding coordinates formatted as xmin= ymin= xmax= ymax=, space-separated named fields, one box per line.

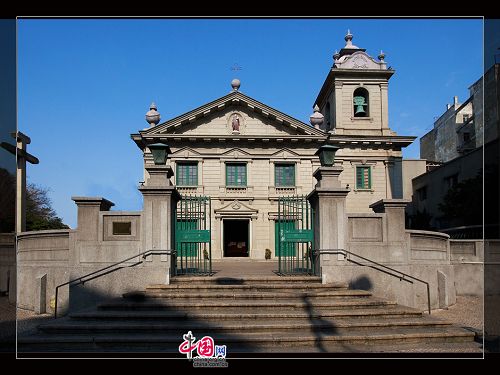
xmin=316 ymin=249 xmax=431 ymax=314
xmin=54 ymin=249 xmax=174 ymax=319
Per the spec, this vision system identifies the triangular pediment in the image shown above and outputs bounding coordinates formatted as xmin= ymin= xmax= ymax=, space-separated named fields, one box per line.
xmin=140 ymin=91 xmax=324 ymax=138
xmin=336 ymin=51 xmax=382 ymax=70
xmin=270 ymin=148 xmax=300 ymax=158
xmin=170 ymin=147 xmax=202 ymax=157
xmin=221 ymin=148 xmax=252 ymax=158
xmin=214 ymin=200 xmax=259 ymax=218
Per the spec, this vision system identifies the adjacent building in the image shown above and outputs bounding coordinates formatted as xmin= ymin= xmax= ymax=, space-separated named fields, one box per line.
xmin=411 ymin=63 xmax=500 ymax=233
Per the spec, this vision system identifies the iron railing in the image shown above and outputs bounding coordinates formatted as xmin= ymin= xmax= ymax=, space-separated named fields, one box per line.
xmin=53 ymin=249 xmax=174 ymax=319
xmin=175 ymin=195 xmax=212 ymax=275
xmin=316 ymin=249 xmax=431 ymax=314
xmin=440 ymin=224 xmax=496 ymax=239
xmin=277 ymin=195 xmax=315 ymax=275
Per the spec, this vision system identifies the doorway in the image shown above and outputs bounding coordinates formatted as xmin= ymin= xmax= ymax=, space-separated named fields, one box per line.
xmin=223 ymin=219 xmax=249 ymax=257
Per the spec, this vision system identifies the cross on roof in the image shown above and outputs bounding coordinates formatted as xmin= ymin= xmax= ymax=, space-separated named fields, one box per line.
xmin=0 ymin=131 xmax=39 ymax=232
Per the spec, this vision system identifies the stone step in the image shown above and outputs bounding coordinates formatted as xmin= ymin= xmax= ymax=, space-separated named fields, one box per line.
xmin=123 ymin=290 xmax=372 ymax=300
xmin=18 ymin=326 xmax=475 ymax=352
xmin=168 ymin=276 xmax=325 ymax=285
xmin=145 ymin=283 xmax=347 ymax=292
xmin=97 ymin=297 xmax=395 ymax=310
xmin=70 ymin=305 xmax=423 ymax=320
xmin=38 ymin=316 xmax=452 ymax=334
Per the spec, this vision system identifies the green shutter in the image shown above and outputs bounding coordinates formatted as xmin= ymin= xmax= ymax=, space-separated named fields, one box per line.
xmin=356 ymin=166 xmax=371 ymax=189
xmin=356 ymin=167 xmax=362 ymax=189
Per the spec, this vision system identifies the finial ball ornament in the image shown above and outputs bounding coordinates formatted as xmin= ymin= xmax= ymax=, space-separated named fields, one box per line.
xmin=231 ymin=78 xmax=241 ymax=91
xmin=310 ymin=104 xmax=324 ymax=127
xmin=145 ymin=102 xmax=161 ymax=127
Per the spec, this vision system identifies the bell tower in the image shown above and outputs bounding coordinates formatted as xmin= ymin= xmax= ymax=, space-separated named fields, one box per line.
xmin=314 ymin=30 xmax=395 ymax=136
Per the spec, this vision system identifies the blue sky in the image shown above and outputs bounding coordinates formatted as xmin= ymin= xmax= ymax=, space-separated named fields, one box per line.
xmin=17 ymin=18 xmax=483 ymax=228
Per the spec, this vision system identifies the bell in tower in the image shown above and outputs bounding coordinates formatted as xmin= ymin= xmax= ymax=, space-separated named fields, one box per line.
xmin=313 ymin=31 xmax=394 ymax=135
xmin=353 ymin=96 xmax=367 ymax=116
xmin=353 ymin=87 xmax=369 ymax=117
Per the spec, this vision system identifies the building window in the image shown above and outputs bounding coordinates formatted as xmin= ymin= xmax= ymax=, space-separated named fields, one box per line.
xmin=444 ymin=174 xmax=458 ymax=190
xmin=356 ymin=166 xmax=371 ymax=189
xmin=176 ymin=162 xmax=198 ymax=186
xmin=463 ymin=114 xmax=470 ymax=123
xmin=226 ymin=163 xmax=247 ymax=186
xmin=463 ymin=132 xmax=471 ymax=143
xmin=275 ymin=164 xmax=295 ymax=187
xmin=353 ymin=87 xmax=369 ymax=117
xmin=417 ymin=186 xmax=427 ymax=201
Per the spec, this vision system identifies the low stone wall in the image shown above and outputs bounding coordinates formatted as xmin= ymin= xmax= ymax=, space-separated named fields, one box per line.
xmin=75 ymin=211 xmax=144 ymax=264
xmin=0 ymin=233 xmax=16 ymax=304
xmin=17 ymin=200 xmax=174 ymax=316
xmin=485 ymin=240 xmax=500 ymax=296
xmin=346 ymin=214 xmax=393 ymax=262
xmin=17 ymin=230 xmax=71 ymax=313
xmin=450 ymin=240 xmax=484 ymax=296
xmin=408 ymin=230 xmax=450 ymax=262
xmin=323 ymin=212 xmax=457 ymax=311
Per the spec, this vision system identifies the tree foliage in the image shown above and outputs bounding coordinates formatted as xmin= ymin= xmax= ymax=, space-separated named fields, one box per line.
xmin=0 ymin=168 xmax=69 ymax=232
xmin=26 ymin=183 xmax=69 ymax=231
xmin=438 ymin=172 xmax=483 ymax=226
xmin=407 ymin=209 xmax=434 ymax=231
xmin=0 ymin=168 xmax=16 ymax=232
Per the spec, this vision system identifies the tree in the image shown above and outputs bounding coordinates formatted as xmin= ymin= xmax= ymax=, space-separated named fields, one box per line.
xmin=438 ymin=172 xmax=483 ymax=227
xmin=0 ymin=168 xmax=69 ymax=232
xmin=0 ymin=168 xmax=16 ymax=232
xmin=26 ymin=183 xmax=69 ymax=231
xmin=407 ymin=208 xmax=434 ymax=231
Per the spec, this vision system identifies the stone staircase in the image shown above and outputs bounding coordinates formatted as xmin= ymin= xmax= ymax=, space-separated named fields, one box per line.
xmin=18 ymin=276 xmax=481 ymax=353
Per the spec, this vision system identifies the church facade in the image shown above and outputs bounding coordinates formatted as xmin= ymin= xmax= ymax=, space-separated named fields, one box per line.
xmin=131 ymin=32 xmax=415 ymax=260
xmin=17 ymin=32 xmax=481 ymax=319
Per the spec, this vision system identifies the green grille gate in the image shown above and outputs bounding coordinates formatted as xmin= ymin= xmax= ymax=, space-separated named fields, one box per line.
xmin=277 ymin=195 xmax=315 ymax=275
xmin=174 ymin=195 xmax=212 ymax=275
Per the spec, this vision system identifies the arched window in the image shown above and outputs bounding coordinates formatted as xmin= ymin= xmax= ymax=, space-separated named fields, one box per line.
xmin=325 ymin=101 xmax=331 ymax=130
xmin=353 ymin=87 xmax=369 ymax=117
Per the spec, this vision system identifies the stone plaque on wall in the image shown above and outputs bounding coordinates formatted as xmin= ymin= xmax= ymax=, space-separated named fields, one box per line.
xmin=348 ymin=216 xmax=383 ymax=242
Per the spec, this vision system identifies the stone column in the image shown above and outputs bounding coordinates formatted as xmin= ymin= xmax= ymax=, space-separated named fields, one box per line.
xmin=16 ymin=138 xmax=26 ymax=233
xmin=384 ymin=160 xmax=393 ymax=199
xmin=307 ymin=166 xmax=350 ymax=283
xmin=139 ymin=164 xmax=180 ymax=284
xmin=380 ymin=83 xmax=391 ymax=135
xmin=71 ymin=197 xmax=114 ymax=241
xmin=369 ymin=199 xmax=410 ymax=262
xmin=333 ymin=82 xmax=343 ymax=134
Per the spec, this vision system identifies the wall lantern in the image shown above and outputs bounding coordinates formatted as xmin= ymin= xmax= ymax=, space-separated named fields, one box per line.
xmin=148 ymin=143 xmax=172 ymax=165
xmin=315 ymin=145 xmax=340 ymax=167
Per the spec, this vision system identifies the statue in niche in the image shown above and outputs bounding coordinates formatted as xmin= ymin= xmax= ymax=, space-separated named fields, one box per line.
xmin=231 ymin=114 xmax=241 ymax=132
